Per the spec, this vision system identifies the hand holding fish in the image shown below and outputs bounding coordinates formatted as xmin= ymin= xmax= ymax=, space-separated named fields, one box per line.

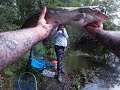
xmin=84 ymin=22 xmax=103 ymax=36
xmin=37 ymin=6 xmax=53 ymax=34
xmin=84 ymin=21 xmax=120 ymax=57
xmin=0 ymin=6 xmax=55 ymax=70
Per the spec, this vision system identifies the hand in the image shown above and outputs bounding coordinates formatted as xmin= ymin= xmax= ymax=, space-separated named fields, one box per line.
xmin=69 ymin=12 xmax=108 ymax=27
xmin=60 ymin=28 xmax=64 ymax=32
xmin=37 ymin=6 xmax=54 ymax=32
xmin=84 ymin=22 xmax=103 ymax=36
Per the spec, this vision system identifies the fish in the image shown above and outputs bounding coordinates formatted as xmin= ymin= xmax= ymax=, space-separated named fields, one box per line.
xmin=21 ymin=6 xmax=108 ymax=29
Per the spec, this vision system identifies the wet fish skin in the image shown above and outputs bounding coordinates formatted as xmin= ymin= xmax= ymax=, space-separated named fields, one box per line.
xmin=21 ymin=6 xmax=108 ymax=29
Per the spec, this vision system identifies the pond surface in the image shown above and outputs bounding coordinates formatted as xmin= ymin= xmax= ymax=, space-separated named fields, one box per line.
xmin=65 ymin=54 xmax=120 ymax=90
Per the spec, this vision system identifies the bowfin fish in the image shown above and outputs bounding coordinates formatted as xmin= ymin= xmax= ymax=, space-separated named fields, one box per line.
xmin=21 ymin=6 xmax=108 ymax=29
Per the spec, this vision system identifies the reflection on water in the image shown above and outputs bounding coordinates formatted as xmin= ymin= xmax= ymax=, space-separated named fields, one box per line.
xmin=83 ymin=84 xmax=120 ymax=90
xmin=65 ymin=54 xmax=120 ymax=90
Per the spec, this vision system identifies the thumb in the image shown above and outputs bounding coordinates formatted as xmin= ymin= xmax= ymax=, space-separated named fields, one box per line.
xmin=39 ymin=6 xmax=47 ymax=19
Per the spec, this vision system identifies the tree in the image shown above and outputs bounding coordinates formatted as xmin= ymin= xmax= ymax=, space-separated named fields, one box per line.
xmin=101 ymin=0 xmax=120 ymax=20
xmin=0 ymin=0 xmax=18 ymax=31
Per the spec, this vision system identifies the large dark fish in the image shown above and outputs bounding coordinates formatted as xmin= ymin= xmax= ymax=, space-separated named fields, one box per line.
xmin=21 ymin=6 xmax=108 ymax=29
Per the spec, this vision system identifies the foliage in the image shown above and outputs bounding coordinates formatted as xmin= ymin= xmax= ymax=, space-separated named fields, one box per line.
xmin=101 ymin=0 xmax=120 ymax=20
xmin=0 ymin=1 xmax=18 ymax=31
xmin=104 ymin=20 xmax=118 ymax=30
xmin=16 ymin=0 xmax=36 ymax=24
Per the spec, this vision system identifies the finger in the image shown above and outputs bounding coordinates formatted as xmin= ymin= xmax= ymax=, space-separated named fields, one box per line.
xmin=87 ymin=22 xmax=102 ymax=27
xmin=87 ymin=23 xmax=99 ymax=27
xmin=48 ymin=24 xmax=53 ymax=29
xmin=46 ymin=23 xmax=54 ymax=30
xmin=48 ymin=21 xmax=58 ymax=28
xmin=39 ymin=6 xmax=47 ymax=19
xmin=84 ymin=23 xmax=96 ymax=28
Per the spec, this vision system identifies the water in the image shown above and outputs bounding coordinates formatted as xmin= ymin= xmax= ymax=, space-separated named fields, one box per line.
xmin=65 ymin=54 xmax=120 ymax=90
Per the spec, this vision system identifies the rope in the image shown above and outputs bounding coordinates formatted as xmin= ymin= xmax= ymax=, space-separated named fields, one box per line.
xmin=18 ymin=72 xmax=37 ymax=90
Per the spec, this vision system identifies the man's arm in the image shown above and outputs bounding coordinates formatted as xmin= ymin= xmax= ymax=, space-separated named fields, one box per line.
xmin=62 ymin=28 xmax=68 ymax=39
xmin=0 ymin=6 xmax=54 ymax=70
xmin=96 ymin=30 xmax=120 ymax=56
xmin=0 ymin=26 xmax=50 ymax=70
xmin=85 ymin=23 xmax=120 ymax=57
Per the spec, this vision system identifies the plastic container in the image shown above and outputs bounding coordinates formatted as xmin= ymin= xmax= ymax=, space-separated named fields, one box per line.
xmin=31 ymin=58 xmax=46 ymax=69
xmin=42 ymin=69 xmax=56 ymax=78
xmin=52 ymin=60 xmax=58 ymax=70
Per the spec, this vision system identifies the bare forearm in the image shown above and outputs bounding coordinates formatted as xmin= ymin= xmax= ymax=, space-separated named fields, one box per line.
xmin=95 ymin=30 xmax=120 ymax=57
xmin=0 ymin=26 xmax=50 ymax=70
